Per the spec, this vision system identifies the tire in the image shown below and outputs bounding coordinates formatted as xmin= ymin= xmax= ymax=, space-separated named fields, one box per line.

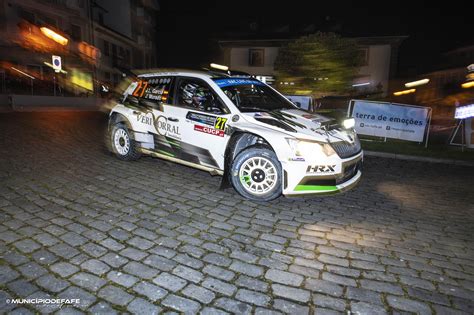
xmin=110 ymin=122 xmax=141 ymax=161
xmin=230 ymin=146 xmax=282 ymax=201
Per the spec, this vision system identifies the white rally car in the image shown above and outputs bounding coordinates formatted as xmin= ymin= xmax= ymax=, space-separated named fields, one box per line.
xmin=108 ymin=69 xmax=362 ymax=201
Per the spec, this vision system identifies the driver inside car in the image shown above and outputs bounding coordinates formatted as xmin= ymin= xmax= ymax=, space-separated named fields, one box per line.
xmin=181 ymin=83 xmax=222 ymax=113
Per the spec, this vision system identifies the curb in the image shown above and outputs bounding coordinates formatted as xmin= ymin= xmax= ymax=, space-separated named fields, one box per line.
xmin=364 ymin=151 xmax=474 ymax=167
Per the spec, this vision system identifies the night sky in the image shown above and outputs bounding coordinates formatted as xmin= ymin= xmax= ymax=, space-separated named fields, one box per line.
xmin=156 ymin=1 xmax=472 ymax=76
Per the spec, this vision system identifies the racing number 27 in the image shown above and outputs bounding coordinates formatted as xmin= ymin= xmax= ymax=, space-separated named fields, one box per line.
xmin=214 ymin=117 xmax=227 ymax=130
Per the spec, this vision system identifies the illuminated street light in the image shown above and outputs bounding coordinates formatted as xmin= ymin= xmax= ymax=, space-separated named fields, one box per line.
xmin=11 ymin=67 xmax=35 ymax=79
xmin=405 ymin=78 xmax=429 ymax=88
xmin=40 ymin=27 xmax=68 ymax=46
xmin=461 ymin=81 xmax=474 ymax=89
xmin=393 ymin=89 xmax=416 ymax=96
xmin=352 ymin=82 xmax=370 ymax=87
xmin=210 ymin=63 xmax=228 ymax=71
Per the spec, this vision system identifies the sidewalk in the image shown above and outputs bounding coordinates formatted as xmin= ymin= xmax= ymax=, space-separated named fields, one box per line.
xmin=365 ymin=150 xmax=474 ymax=166
xmin=0 ymin=94 xmax=107 ymax=112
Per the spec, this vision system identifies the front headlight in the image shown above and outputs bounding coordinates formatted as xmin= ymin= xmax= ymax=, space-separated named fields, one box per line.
xmin=342 ymin=118 xmax=355 ymax=129
xmin=286 ymin=139 xmax=336 ymax=157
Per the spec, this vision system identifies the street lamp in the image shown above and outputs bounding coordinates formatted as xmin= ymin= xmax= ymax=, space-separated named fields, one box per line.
xmin=40 ymin=27 xmax=68 ymax=46
xmin=210 ymin=63 xmax=229 ymax=71
xmin=462 ymin=81 xmax=474 ymax=89
xmin=393 ymin=89 xmax=416 ymax=96
xmin=405 ymin=79 xmax=429 ymax=88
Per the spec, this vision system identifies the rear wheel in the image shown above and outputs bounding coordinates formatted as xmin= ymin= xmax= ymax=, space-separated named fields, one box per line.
xmin=110 ymin=123 xmax=141 ymax=161
xmin=230 ymin=146 xmax=282 ymax=201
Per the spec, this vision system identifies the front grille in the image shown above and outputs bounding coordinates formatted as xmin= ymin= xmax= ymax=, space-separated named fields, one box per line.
xmin=298 ymin=159 xmax=362 ymax=187
xmin=330 ymin=138 xmax=361 ymax=159
xmin=335 ymin=160 xmax=362 ymax=185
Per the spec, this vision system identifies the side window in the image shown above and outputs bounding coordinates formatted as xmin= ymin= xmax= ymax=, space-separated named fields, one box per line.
xmin=127 ymin=77 xmax=173 ymax=108
xmin=176 ymin=78 xmax=226 ymax=114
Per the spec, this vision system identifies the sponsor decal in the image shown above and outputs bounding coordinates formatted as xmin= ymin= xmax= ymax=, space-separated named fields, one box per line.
xmin=306 ymin=165 xmax=336 ymax=173
xmin=136 ymin=113 xmax=153 ymax=126
xmin=186 ymin=112 xmax=216 ymax=126
xmin=214 ymin=78 xmax=265 ymax=88
xmin=214 ymin=117 xmax=227 ymax=130
xmin=194 ymin=125 xmax=225 ymax=137
xmin=155 ymin=116 xmax=180 ymax=139
xmin=289 ymin=157 xmax=306 ymax=162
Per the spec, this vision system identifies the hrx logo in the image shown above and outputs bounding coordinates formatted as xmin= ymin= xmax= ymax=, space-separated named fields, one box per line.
xmin=306 ymin=165 xmax=336 ymax=173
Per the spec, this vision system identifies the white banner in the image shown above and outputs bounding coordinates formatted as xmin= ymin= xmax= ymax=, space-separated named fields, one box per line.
xmin=350 ymin=100 xmax=430 ymax=142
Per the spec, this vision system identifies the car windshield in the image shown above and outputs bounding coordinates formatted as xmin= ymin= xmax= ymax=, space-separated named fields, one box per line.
xmin=213 ymin=78 xmax=296 ymax=112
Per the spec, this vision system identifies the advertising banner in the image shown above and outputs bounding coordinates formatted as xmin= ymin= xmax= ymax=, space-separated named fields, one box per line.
xmin=350 ymin=100 xmax=430 ymax=142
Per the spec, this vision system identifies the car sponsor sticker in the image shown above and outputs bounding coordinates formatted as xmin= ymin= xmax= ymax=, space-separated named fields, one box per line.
xmin=186 ymin=112 xmax=216 ymax=126
xmin=306 ymin=165 xmax=337 ymax=173
xmin=214 ymin=78 xmax=265 ymax=88
xmin=214 ymin=117 xmax=227 ymax=130
xmin=155 ymin=116 xmax=181 ymax=139
xmin=194 ymin=125 xmax=225 ymax=137
xmin=136 ymin=112 xmax=153 ymax=126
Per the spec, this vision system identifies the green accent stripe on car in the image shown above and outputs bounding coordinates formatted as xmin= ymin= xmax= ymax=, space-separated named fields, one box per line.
xmin=157 ymin=150 xmax=175 ymax=157
xmin=295 ymin=185 xmax=338 ymax=192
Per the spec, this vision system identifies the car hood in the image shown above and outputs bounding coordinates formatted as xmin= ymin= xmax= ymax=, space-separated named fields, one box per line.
xmin=241 ymin=109 xmax=353 ymax=142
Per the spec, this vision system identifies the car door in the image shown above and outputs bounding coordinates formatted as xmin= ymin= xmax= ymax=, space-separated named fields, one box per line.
xmin=168 ymin=76 xmax=232 ymax=170
xmin=128 ymin=76 xmax=184 ymax=157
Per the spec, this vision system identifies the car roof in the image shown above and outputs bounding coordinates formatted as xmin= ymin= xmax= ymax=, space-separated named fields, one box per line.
xmin=136 ymin=68 xmax=218 ymax=79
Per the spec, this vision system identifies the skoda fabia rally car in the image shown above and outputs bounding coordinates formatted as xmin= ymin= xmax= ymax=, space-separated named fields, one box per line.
xmin=108 ymin=69 xmax=362 ymax=201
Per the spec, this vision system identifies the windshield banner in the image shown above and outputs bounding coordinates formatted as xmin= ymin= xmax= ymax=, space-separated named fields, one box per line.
xmin=214 ymin=78 xmax=265 ymax=88
xmin=350 ymin=100 xmax=430 ymax=142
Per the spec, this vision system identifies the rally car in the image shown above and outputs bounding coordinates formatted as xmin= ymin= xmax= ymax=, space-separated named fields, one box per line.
xmin=108 ymin=69 xmax=362 ymax=201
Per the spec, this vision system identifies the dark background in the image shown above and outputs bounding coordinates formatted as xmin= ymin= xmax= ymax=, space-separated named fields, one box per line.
xmin=156 ymin=1 xmax=472 ymax=76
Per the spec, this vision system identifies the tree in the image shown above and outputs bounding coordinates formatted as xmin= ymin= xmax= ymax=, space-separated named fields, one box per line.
xmin=274 ymin=32 xmax=361 ymax=97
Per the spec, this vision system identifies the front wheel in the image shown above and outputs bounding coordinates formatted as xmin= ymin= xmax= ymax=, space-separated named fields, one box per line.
xmin=110 ymin=123 xmax=141 ymax=161
xmin=230 ymin=146 xmax=282 ymax=201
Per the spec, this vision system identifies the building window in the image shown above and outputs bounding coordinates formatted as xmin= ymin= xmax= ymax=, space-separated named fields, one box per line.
xmin=249 ymin=49 xmax=265 ymax=67
xmin=103 ymin=40 xmax=109 ymax=56
xmin=113 ymin=74 xmax=119 ymax=86
xmin=71 ymin=24 xmax=81 ymax=41
xmin=40 ymin=15 xmax=58 ymax=28
xmin=357 ymin=48 xmax=369 ymax=66
xmin=19 ymin=8 xmax=35 ymax=24
xmin=124 ymin=49 xmax=130 ymax=64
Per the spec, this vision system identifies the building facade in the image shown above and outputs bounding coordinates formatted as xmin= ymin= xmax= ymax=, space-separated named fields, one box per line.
xmin=389 ymin=45 xmax=474 ymax=122
xmin=218 ymin=36 xmax=406 ymax=97
xmin=92 ymin=0 xmax=159 ymax=89
xmin=0 ymin=0 xmax=95 ymax=96
xmin=0 ymin=0 xmax=158 ymax=97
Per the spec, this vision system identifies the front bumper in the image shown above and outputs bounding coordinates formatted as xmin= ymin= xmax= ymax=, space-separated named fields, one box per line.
xmin=282 ymin=151 xmax=363 ymax=196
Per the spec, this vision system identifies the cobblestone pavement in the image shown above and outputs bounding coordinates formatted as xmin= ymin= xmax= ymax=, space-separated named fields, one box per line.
xmin=1 ymin=112 xmax=474 ymax=315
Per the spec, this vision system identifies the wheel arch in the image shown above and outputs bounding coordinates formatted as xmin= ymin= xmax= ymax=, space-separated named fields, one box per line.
xmin=220 ymin=131 xmax=277 ymax=189
xmin=109 ymin=112 xmax=133 ymax=132
xmin=225 ymin=131 xmax=275 ymax=166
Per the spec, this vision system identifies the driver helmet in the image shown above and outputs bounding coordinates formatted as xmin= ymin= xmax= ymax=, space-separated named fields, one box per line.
xmin=181 ymin=83 xmax=207 ymax=107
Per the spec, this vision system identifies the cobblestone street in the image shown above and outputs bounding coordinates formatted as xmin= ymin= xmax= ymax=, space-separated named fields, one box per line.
xmin=1 ymin=111 xmax=473 ymax=314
